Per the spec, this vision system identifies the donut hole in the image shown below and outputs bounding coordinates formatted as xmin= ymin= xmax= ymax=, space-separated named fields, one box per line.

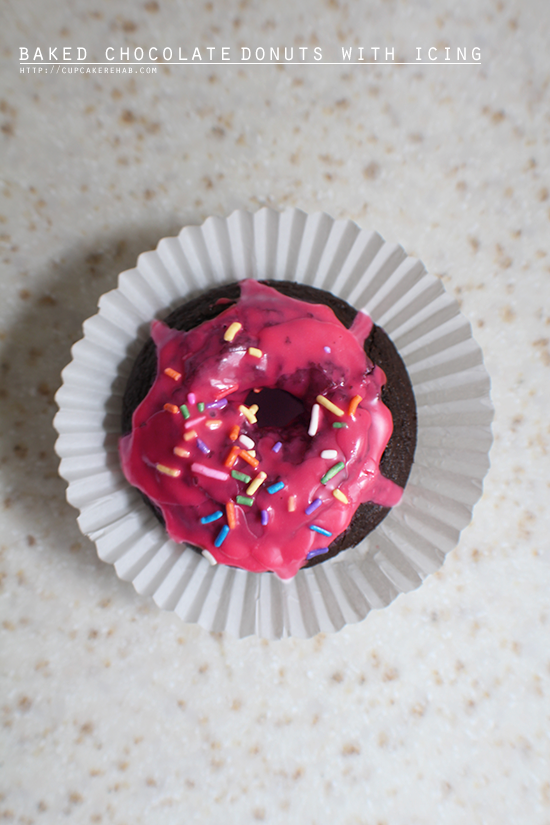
xmin=245 ymin=387 xmax=305 ymax=428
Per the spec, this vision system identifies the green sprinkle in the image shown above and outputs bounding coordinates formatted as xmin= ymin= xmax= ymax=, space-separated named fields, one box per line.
xmin=197 ymin=402 xmax=205 ymax=412
xmin=180 ymin=404 xmax=190 ymax=419
xmin=232 ymin=470 xmax=252 ymax=483
xmin=236 ymin=495 xmax=254 ymax=506
xmin=333 ymin=422 xmax=348 ymax=428
xmin=320 ymin=461 xmax=345 ymax=485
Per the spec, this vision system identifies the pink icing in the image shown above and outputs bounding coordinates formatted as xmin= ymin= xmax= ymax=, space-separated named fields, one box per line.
xmin=119 ymin=280 xmax=402 ymax=579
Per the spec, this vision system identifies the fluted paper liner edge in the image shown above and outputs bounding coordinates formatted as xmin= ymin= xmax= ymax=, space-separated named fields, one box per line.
xmin=54 ymin=208 xmax=493 ymax=639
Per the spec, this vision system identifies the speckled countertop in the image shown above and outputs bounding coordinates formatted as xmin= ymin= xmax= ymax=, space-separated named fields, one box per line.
xmin=2 ymin=0 xmax=550 ymax=823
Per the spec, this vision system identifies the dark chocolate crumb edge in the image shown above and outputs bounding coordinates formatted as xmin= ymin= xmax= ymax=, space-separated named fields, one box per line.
xmin=120 ymin=279 xmax=417 ymax=570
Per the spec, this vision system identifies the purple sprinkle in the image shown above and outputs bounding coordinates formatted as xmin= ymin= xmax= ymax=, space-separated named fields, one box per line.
xmin=261 ymin=509 xmax=269 ymax=525
xmin=196 ymin=438 xmax=210 ymax=455
xmin=306 ymin=547 xmax=329 ymax=560
xmin=305 ymin=498 xmax=322 ymax=515
xmin=324 ymin=346 xmax=331 ymax=353
xmin=206 ymin=398 xmax=228 ymax=410
xmin=272 ymin=441 xmax=282 ymax=453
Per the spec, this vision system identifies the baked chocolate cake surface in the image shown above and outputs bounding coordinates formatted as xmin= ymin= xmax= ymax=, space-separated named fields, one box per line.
xmin=120 ymin=280 xmax=417 ymax=571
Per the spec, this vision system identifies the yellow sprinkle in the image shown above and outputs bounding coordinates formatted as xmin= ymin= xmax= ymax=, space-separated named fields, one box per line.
xmin=332 ymin=488 xmax=349 ymax=504
xmin=250 ymin=404 xmax=259 ymax=414
xmin=156 ymin=464 xmax=181 ymax=478
xmin=239 ymin=404 xmax=257 ymax=424
xmin=248 ymin=347 xmax=263 ymax=358
xmin=246 ymin=471 xmax=267 ymax=496
xmin=205 ymin=420 xmax=222 ymax=430
xmin=288 ymin=495 xmax=297 ymax=512
xmin=224 ymin=322 xmax=242 ymax=342
xmin=316 ymin=395 xmax=344 ymax=417
xmin=183 ymin=430 xmax=198 ymax=441
xmin=173 ymin=446 xmax=190 ymax=458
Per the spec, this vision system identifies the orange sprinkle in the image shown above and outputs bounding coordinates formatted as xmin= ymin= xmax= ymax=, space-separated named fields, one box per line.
xmin=348 ymin=395 xmax=362 ymax=417
xmin=164 ymin=367 xmax=182 ymax=381
xmin=229 ymin=424 xmax=240 ymax=442
xmin=173 ymin=446 xmax=190 ymax=458
xmin=163 ymin=403 xmax=180 ymax=414
xmin=216 ymin=384 xmax=239 ymax=400
xmin=288 ymin=495 xmax=297 ymax=512
xmin=239 ymin=450 xmax=259 ymax=469
xmin=183 ymin=430 xmax=198 ymax=441
xmin=206 ymin=420 xmax=222 ymax=430
xmin=224 ymin=445 xmax=241 ymax=468
xmin=253 ymin=388 xmax=261 ymax=393
xmin=226 ymin=500 xmax=236 ymax=529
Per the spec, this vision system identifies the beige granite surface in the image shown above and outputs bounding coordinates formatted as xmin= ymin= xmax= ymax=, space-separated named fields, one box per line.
xmin=2 ymin=0 xmax=550 ymax=822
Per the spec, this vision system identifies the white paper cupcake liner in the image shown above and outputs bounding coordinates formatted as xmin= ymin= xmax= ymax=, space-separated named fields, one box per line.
xmin=54 ymin=208 xmax=493 ymax=639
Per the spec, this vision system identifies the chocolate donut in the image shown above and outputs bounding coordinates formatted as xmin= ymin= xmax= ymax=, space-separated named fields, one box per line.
xmin=120 ymin=280 xmax=416 ymax=578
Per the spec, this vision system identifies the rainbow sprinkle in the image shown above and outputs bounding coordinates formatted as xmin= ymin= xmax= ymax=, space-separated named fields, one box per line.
xmin=267 ymin=481 xmax=285 ymax=495
xmin=192 ymin=463 xmax=229 ymax=482
xmin=232 ymin=469 xmax=251 ymax=484
xmin=306 ymin=547 xmax=328 ymax=560
xmin=164 ymin=403 xmax=180 ymax=414
xmin=226 ymin=501 xmax=236 ymax=529
xmin=261 ymin=509 xmax=269 ymax=525
xmin=332 ymin=489 xmax=349 ymax=504
xmin=173 ymin=446 xmax=190 ymax=458
xmin=239 ymin=404 xmax=258 ymax=424
xmin=320 ymin=462 xmax=345 ymax=485
xmin=316 ymin=395 xmax=344 ymax=417
xmin=214 ymin=525 xmax=230 ymax=547
xmin=272 ymin=441 xmax=282 ymax=453
xmin=196 ymin=438 xmax=210 ymax=455
xmin=348 ymin=395 xmax=362 ymax=416
xmin=320 ymin=450 xmax=337 ymax=460
xmin=305 ymin=498 xmax=322 ymax=515
xmin=310 ymin=524 xmax=332 ymax=537
xmin=200 ymin=510 xmax=223 ymax=524
xmin=308 ymin=403 xmax=320 ymax=436
xmin=197 ymin=402 xmax=205 ymax=412
xmin=206 ymin=398 xmax=228 ymax=410
xmin=187 ymin=392 xmax=196 ymax=405
xmin=164 ymin=367 xmax=182 ymax=381
xmin=248 ymin=347 xmax=263 ymax=358
xmin=179 ymin=404 xmax=191 ymax=419
xmin=156 ymin=464 xmax=181 ymax=477
xmin=236 ymin=495 xmax=254 ymax=507
xmin=288 ymin=496 xmax=297 ymax=512
xmin=224 ymin=322 xmax=242 ymax=342
xmin=246 ymin=471 xmax=267 ymax=496
xmin=333 ymin=422 xmax=348 ymax=429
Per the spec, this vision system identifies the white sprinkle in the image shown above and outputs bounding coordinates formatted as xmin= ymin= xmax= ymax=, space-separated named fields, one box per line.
xmin=239 ymin=434 xmax=255 ymax=450
xmin=308 ymin=403 xmax=320 ymax=437
xmin=202 ymin=550 xmax=218 ymax=566
xmin=320 ymin=449 xmax=338 ymax=459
